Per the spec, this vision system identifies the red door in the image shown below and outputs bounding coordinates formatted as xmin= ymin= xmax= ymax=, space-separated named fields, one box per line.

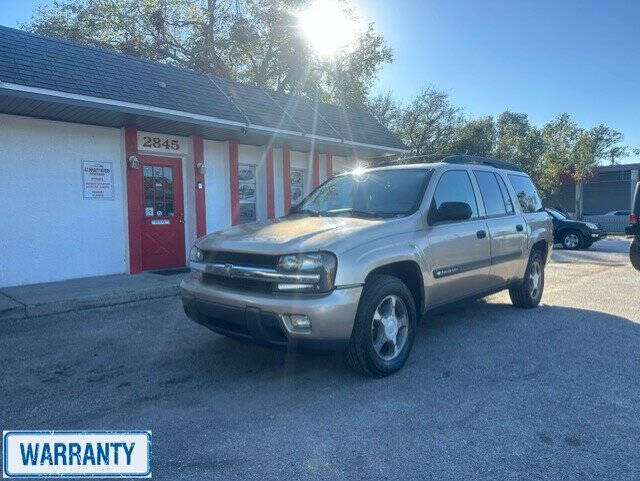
xmin=140 ymin=155 xmax=186 ymax=270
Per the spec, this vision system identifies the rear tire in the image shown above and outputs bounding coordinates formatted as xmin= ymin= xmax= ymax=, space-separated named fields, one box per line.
xmin=631 ymin=237 xmax=640 ymax=271
xmin=345 ymin=275 xmax=417 ymax=377
xmin=562 ymin=230 xmax=583 ymax=250
xmin=509 ymin=249 xmax=545 ymax=308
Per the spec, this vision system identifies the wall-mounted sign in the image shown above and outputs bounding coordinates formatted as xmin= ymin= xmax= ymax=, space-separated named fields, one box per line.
xmin=137 ymin=132 xmax=187 ymax=154
xmin=82 ymin=161 xmax=114 ymax=199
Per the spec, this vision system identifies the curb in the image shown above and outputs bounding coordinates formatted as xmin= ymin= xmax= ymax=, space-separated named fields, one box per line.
xmin=0 ymin=285 xmax=180 ymax=321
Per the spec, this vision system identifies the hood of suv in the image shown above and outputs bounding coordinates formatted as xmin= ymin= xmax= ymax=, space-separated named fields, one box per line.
xmin=196 ymin=215 xmax=387 ymax=255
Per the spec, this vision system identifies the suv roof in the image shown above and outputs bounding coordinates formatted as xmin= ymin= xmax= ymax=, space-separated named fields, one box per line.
xmin=441 ymin=155 xmax=524 ymax=172
xmin=366 ymin=154 xmax=524 ymax=173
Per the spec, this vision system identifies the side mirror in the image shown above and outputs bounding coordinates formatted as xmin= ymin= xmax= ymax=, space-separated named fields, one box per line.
xmin=436 ymin=201 xmax=472 ymax=222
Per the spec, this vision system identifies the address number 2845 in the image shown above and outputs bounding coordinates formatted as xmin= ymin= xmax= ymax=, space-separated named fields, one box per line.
xmin=141 ymin=136 xmax=180 ymax=151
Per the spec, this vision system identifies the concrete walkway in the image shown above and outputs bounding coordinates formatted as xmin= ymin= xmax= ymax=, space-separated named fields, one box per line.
xmin=0 ymin=271 xmax=187 ymax=321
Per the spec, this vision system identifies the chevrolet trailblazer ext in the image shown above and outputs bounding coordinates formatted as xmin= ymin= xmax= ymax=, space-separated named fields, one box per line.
xmin=181 ymin=155 xmax=553 ymax=376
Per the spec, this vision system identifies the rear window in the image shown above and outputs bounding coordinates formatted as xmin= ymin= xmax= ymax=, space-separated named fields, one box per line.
xmin=508 ymin=174 xmax=543 ymax=213
xmin=474 ymin=171 xmax=508 ymax=216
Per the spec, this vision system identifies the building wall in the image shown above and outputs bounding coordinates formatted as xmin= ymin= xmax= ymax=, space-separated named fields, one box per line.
xmin=546 ymin=177 xmax=637 ymax=215
xmin=332 ymin=155 xmax=353 ymax=175
xmin=203 ymin=140 xmax=231 ymax=233
xmin=0 ymin=113 xmax=367 ymax=287
xmin=0 ymin=114 xmax=127 ymax=287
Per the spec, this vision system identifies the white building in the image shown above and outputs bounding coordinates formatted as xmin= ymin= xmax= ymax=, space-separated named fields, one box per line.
xmin=0 ymin=26 xmax=406 ymax=288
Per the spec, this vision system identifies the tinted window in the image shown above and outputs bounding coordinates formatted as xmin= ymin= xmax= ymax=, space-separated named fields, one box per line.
xmin=474 ymin=171 xmax=507 ymax=216
xmin=496 ymin=175 xmax=515 ymax=214
xmin=293 ymin=168 xmax=432 ymax=217
xmin=431 ymin=170 xmax=479 ymax=220
xmin=508 ymin=174 xmax=543 ymax=213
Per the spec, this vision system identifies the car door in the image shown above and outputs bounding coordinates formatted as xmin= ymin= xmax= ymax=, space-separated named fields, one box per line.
xmin=425 ymin=169 xmax=491 ymax=307
xmin=472 ymin=170 xmax=527 ymax=285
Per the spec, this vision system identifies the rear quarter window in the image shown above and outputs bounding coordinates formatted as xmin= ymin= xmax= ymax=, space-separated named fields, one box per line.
xmin=507 ymin=174 xmax=543 ymax=213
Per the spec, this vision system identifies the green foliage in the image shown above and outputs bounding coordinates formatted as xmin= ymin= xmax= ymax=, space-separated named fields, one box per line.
xmin=449 ymin=116 xmax=495 ymax=157
xmin=384 ymin=87 xmax=462 ymax=157
xmin=24 ymin=0 xmax=392 ymax=106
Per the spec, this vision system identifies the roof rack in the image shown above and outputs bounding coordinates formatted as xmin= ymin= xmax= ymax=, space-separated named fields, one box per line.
xmin=441 ymin=155 xmax=523 ymax=172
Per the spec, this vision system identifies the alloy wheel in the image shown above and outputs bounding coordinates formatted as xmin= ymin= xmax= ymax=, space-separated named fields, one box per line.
xmin=529 ymin=259 xmax=542 ymax=299
xmin=564 ymin=233 xmax=580 ymax=249
xmin=371 ymin=294 xmax=409 ymax=361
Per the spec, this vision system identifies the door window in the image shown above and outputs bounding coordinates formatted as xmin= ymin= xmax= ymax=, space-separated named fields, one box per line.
xmin=143 ymin=165 xmax=174 ymax=217
xmin=474 ymin=171 xmax=507 ymax=217
xmin=508 ymin=174 xmax=543 ymax=213
xmin=431 ymin=170 xmax=479 ymax=221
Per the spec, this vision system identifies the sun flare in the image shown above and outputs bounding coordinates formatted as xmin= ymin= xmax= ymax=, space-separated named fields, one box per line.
xmin=297 ymin=0 xmax=360 ymax=57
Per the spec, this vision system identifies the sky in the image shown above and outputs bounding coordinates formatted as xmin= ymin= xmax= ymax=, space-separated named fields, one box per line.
xmin=1 ymin=0 xmax=639 ymax=164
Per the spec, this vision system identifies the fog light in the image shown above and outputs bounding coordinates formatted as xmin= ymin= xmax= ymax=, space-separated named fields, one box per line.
xmin=280 ymin=314 xmax=311 ymax=332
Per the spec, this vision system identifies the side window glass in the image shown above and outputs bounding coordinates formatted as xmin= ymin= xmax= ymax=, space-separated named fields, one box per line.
xmin=496 ymin=174 xmax=515 ymax=214
xmin=474 ymin=171 xmax=507 ymax=217
xmin=508 ymin=174 xmax=543 ymax=213
xmin=432 ymin=170 xmax=479 ymax=220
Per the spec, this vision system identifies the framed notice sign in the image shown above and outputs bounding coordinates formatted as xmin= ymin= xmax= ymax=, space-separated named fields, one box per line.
xmin=82 ymin=161 xmax=114 ymax=200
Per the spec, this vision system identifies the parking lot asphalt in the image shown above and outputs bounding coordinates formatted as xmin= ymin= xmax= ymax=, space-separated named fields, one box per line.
xmin=1 ymin=238 xmax=639 ymax=480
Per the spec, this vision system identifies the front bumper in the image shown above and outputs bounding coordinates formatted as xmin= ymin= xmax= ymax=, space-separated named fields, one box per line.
xmin=180 ymin=275 xmax=362 ymax=349
xmin=587 ymin=229 xmax=607 ymax=241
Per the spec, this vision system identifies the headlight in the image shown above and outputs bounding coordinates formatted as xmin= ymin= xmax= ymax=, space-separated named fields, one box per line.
xmin=276 ymin=252 xmax=337 ymax=292
xmin=586 ymin=222 xmax=598 ymax=230
xmin=189 ymin=246 xmax=204 ymax=263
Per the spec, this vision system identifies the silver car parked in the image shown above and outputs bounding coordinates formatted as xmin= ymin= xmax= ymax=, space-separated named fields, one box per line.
xmin=181 ymin=155 xmax=553 ymax=376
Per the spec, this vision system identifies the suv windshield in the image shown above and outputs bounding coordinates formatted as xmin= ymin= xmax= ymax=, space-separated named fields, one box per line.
xmin=291 ymin=168 xmax=433 ymax=218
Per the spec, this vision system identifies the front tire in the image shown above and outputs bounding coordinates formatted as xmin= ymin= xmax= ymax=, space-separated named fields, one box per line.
xmin=562 ymin=230 xmax=583 ymax=250
xmin=345 ymin=275 xmax=417 ymax=377
xmin=631 ymin=237 xmax=640 ymax=271
xmin=509 ymin=249 xmax=545 ymax=308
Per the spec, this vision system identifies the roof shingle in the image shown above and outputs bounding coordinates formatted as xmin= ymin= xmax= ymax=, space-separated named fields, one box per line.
xmin=0 ymin=25 xmax=406 ymax=151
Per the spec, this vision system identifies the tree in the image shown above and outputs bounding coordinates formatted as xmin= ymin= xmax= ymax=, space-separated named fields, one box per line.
xmin=492 ymin=112 xmax=551 ymax=195
xmin=449 ymin=116 xmax=495 ymax=156
xmin=540 ymin=113 xmax=579 ymax=202
xmin=566 ymin=124 xmax=624 ymax=219
xmin=24 ymin=0 xmax=392 ymax=106
xmin=366 ymin=91 xmax=400 ymax=132
xmin=587 ymin=124 xmax=626 ymax=166
xmin=394 ymin=87 xmax=462 ymax=157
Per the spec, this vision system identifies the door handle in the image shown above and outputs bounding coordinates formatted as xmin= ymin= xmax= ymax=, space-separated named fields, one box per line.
xmin=476 ymin=230 xmax=486 ymax=239
xmin=516 ymin=224 xmax=524 ymax=232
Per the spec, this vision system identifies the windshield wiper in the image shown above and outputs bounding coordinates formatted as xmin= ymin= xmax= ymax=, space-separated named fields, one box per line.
xmin=324 ymin=208 xmax=391 ymax=218
xmin=290 ymin=208 xmax=321 ymax=216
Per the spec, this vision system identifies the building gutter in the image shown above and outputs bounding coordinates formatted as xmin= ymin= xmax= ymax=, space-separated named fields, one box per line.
xmin=0 ymin=81 xmax=408 ymax=154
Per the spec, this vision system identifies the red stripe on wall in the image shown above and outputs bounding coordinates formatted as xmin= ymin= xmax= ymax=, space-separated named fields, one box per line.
xmin=283 ymin=147 xmax=291 ymax=214
xmin=193 ymin=135 xmax=206 ymax=237
xmin=266 ymin=147 xmax=275 ymax=219
xmin=229 ymin=141 xmax=240 ymax=225
xmin=326 ymin=153 xmax=332 ymax=179
xmin=312 ymin=151 xmax=320 ymax=188
xmin=124 ymin=127 xmax=143 ymax=274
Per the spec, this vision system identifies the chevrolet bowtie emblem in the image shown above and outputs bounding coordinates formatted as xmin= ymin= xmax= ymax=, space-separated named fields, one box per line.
xmin=224 ymin=263 xmax=233 ymax=277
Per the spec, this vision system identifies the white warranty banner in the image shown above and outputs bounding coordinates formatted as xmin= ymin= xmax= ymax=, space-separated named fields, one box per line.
xmin=3 ymin=430 xmax=151 ymax=478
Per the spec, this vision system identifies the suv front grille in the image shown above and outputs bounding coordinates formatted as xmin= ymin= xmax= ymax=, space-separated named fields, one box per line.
xmin=201 ymin=274 xmax=274 ymax=293
xmin=203 ymin=250 xmax=278 ymax=269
